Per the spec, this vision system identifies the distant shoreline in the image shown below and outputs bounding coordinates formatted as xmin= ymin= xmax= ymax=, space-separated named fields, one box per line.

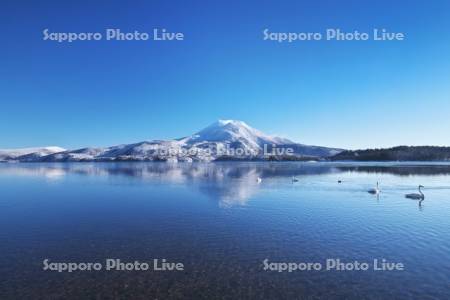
xmin=2 ymin=160 xmax=450 ymax=165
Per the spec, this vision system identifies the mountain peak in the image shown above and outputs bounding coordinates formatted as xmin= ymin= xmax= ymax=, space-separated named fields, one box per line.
xmin=216 ymin=119 xmax=248 ymax=127
xmin=180 ymin=119 xmax=293 ymax=147
xmin=207 ymin=119 xmax=254 ymax=134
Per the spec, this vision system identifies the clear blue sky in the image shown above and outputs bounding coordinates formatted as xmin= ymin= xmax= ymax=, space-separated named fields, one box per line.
xmin=1 ymin=0 xmax=450 ymax=150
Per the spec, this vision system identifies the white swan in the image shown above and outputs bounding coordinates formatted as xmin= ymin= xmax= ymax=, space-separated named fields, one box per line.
xmin=368 ymin=182 xmax=380 ymax=195
xmin=405 ymin=185 xmax=425 ymax=200
xmin=257 ymin=177 xmax=262 ymax=183
xmin=292 ymin=177 xmax=299 ymax=182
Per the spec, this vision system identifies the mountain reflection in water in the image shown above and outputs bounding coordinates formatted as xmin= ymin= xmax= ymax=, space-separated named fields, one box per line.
xmin=2 ymin=161 xmax=450 ymax=207
xmin=1 ymin=161 xmax=450 ymax=299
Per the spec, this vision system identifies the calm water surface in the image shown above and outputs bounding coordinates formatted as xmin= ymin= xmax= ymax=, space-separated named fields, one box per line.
xmin=0 ymin=162 xmax=449 ymax=299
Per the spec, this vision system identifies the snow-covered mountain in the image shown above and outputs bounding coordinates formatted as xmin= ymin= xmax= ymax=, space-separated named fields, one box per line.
xmin=180 ymin=120 xmax=293 ymax=147
xmin=1 ymin=120 xmax=343 ymax=162
xmin=0 ymin=146 xmax=66 ymax=162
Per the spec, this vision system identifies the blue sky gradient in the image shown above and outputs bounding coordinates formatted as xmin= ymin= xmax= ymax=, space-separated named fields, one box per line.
xmin=1 ymin=0 xmax=450 ymax=149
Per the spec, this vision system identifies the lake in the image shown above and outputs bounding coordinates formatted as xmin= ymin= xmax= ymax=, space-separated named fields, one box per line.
xmin=0 ymin=162 xmax=449 ymax=299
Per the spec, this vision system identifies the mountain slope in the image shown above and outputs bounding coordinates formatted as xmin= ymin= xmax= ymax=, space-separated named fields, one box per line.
xmin=0 ymin=147 xmax=66 ymax=161
xmin=180 ymin=120 xmax=293 ymax=146
xmin=3 ymin=120 xmax=343 ymax=162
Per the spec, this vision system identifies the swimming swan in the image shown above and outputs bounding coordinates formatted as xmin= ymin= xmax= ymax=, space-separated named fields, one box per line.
xmin=368 ymin=182 xmax=380 ymax=195
xmin=405 ymin=185 xmax=425 ymax=200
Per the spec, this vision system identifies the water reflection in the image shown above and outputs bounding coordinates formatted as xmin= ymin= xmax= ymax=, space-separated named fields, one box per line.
xmin=336 ymin=164 xmax=450 ymax=176
xmin=1 ymin=162 xmax=450 ymax=299
xmin=1 ymin=162 xmax=450 ymax=207
xmin=418 ymin=199 xmax=425 ymax=211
